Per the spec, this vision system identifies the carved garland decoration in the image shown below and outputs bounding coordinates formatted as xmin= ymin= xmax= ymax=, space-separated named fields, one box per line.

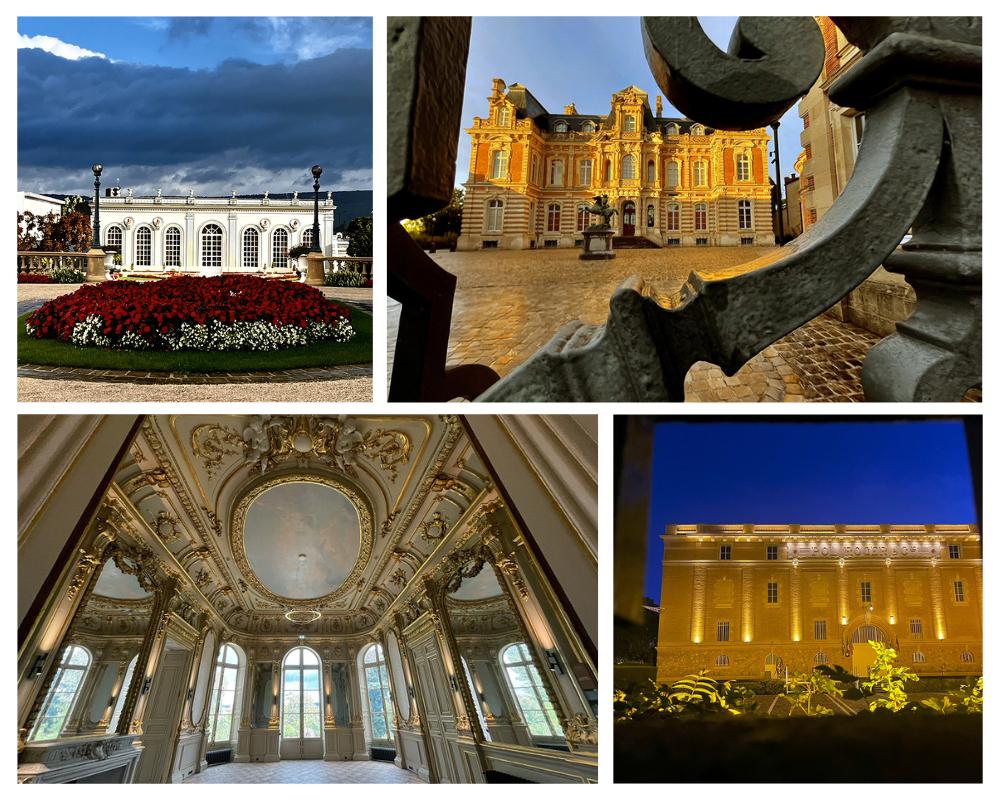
xmin=230 ymin=473 xmax=374 ymax=606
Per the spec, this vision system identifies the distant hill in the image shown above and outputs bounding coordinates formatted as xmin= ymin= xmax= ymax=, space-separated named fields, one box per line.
xmin=40 ymin=190 xmax=373 ymax=231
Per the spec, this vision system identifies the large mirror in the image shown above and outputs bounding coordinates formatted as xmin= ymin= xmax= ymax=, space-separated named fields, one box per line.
xmin=441 ymin=562 xmax=566 ymax=750
xmin=29 ymin=554 xmax=151 ymax=742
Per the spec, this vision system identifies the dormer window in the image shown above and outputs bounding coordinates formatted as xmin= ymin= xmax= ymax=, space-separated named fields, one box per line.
xmin=666 ymin=123 xmax=679 ymax=135
xmin=497 ymin=106 xmax=510 ymax=126
xmin=554 ymin=120 xmax=568 ymax=133
xmin=624 ymin=115 xmax=636 ymax=132
xmin=691 ymin=124 xmax=705 ymax=136
xmin=581 ymin=120 xmax=596 ymax=133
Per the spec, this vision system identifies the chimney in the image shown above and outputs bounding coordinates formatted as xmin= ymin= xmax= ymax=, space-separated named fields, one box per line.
xmin=656 ymin=95 xmax=662 ymax=116
xmin=564 ymin=103 xmax=577 ymax=115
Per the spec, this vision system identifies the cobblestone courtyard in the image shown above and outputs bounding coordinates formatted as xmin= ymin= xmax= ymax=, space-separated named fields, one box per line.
xmin=387 ymin=246 xmax=936 ymax=402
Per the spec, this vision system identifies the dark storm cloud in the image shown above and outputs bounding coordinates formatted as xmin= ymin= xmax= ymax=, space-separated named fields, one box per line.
xmin=168 ymin=17 xmax=214 ymax=39
xmin=18 ymin=47 xmax=372 ymax=192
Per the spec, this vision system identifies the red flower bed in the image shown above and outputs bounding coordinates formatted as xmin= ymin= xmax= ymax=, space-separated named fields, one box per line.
xmin=363 ymin=278 xmax=373 ymax=288
xmin=19 ymin=273 xmax=53 ymax=284
xmin=26 ymin=274 xmax=352 ymax=350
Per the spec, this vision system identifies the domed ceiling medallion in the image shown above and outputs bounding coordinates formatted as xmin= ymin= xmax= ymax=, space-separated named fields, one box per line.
xmin=231 ymin=473 xmax=374 ymax=606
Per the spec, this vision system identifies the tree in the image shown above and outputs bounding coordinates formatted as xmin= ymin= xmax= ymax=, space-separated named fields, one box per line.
xmin=613 ymin=596 xmax=660 ymax=664
xmin=346 ymin=215 xmax=372 ymax=257
xmin=17 ymin=210 xmax=92 ymax=252
xmin=403 ymin=188 xmax=464 ymax=243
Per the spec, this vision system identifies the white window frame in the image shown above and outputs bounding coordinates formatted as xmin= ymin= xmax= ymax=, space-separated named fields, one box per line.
xmin=738 ymin=199 xmax=752 ymax=230
xmin=281 ymin=647 xmax=322 ymax=744
xmin=486 ymin=200 xmax=504 ymax=233
xmin=201 ymin=223 xmax=223 ymax=269
xmin=624 ymin=115 xmax=636 ymax=132
xmin=695 ymin=203 xmax=707 ymax=231
xmin=362 ymin=644 xmax=394 ymax=742
xmin=621 ymin=155 xmax=637 ymax=181
xmin=548 ymin=159 xmax=564 ymax=186
xmin=860 ymin=581 xmax=872 ymax=605
xmin=767 ymin=581 xmax=778 ymax=604
xmin=667 ymin=203 xmax=680 ymax=232
xmin=31 ymin=645 xmax=92 ymax=741
xmin=135 ymin=225 xmax=152 ymax=266
xmin=736 ymin=153 xmax=751 ymax=181
xmin=546 ymin=204 xmax=561 ymax=232
xmin=579 ymin=159 xmax=592 ymax=187
xmin=500 ymin=643 xmax=561 ymax=739
xmin=164 ymin=226 xmax=182 ymax=267
xmin=271 ymin=227 xmax=289 ymax=269
xmin=954 ymin=580 xmax=965 ymax=602
xmin=208 ymin=644 xmax=241 ymax=745
xmin=491 ymin=150 xmax=509 ymax=180
xmin=242 ymin=228 xmax=259 ymax=270
xmin=694 ymin=161 xmax=707 ymax=186
xmin=667 ymin=161 xmax=680 ymax=187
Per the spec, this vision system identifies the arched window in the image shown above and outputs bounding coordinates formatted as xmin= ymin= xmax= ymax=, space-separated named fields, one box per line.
xmin=581 ymin=120 xmax=596 ymax=133
xmin=104 ymin=224 xmax=123 ymax=252
xmin=164 ymin=226 xmax=181 ymax=267
xmin=271 ymin=228 xmax=289 ymax=269
xmin=242 ymin=228 xmax=259 ymax=270
xmin=912 ymin=651 xmax=926 ymax=663
xmin=486 ymin=200 xmax=504 ymax=232
xmin=646 ymin=204 xmax=654 ymax=227
xmin=621 ymin=155 xmax=637 ymax=181
xmin=604 ymin=159 xmax=612 ymax=182
xmin=282 ymin=647 xmax=321 ymax=743
xmin=301 ymin=228 xmax=314 ymax=249
xmin=715 ymin=654 xmax=730 ymax=667
xmin=577 ymin=205 xmax=591 ymax=232
xmin=624 ymin=115 xmax=636 ymax=132
xmin=32 ymin=645 xmax=91 ymax=741
xmin=695 ymin=203 xmax=708 ymax=231
xmin=553 ymin=120 xmax=568 ymax=133
xmin=666 ymin=123 xmax=679 ymax=135
xmin=667 ymin=203 xmax=680 ymax=231
xmin=692 ymin=124 xmax=705 ymax=136
xmin=497 ymin=106 xmax=510 ymax=127
xmin=208 ymin=644 xmax=241 ymax=744
xmin=961 ymin=651 xmax=975 ymax=663
xmin=500 ymin=643 xmax=561 ymax=738
xmin=135 ymin=225 xmax=151 ymax=266
xmin=814 ymin=653 xmax=829 ymax=665
xmin=547 ymin=204 xmax=561 ymax=232
xmin=647 ymin=161 xmax=655 ymax=183
xmin=737 ymin=153 xmax=751 ymax=181
xmin=491 ymin=150 xmax=509 ymax=180
xmin=548 ymin=159 xmax=564 ymax=186
xmin=108 ymin=654 xmax=138 ymax=734
xmin=667 ymin=161 xmax=680 ymax=187
xmin=694 ymin=161 xmax=707 ymax=186
xmin=201 ymin=223 xmax=223 ymax=269
xmin=738 ymin=199 xmax=752 ymax=230
xmin=362 ymin=644 xmax=394 ymax=741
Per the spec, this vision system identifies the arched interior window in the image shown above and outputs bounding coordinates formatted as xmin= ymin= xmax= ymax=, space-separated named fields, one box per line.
xmin=201 ymin=223 xmax=223 ymax=269
xmin=738 ymin=199 xmax=752 ymax=230
xmin=363 ymin=644 xmax=394 ymax=741
xmin=105 ymin=224 xmax=123 ymax=251
xmin=282 ymin=647 xmax=322 ymax=743
xmin=814 ymin=653 xmax=828 ymax=665
xmin=694 ymin=161 xmax=707 ymax=186
xmin=242 ymin=228 xmax=259 ymax=270
xmin=548 ymin=159 xmax=564 ymax=186
xmin=553 ymin=120 xmax=568 ymax=133
xmin=912 ymin=651 xmax=926 ymax=663
xmin=497 ymin=106 xmax=510 ymax=126
xmin=624 ymin=115 xmax=636 ymax=132
xmin=714 ymin=654 xmax=729 ymax=667
xmin=164 ymin=226 xmax=181 ymax=267
xmin=621 ymin=155 xmax=637 ymax=181
xmin=135 ymin=226 xmax=151 ymax=266
xmin=667 ymin=203 xmax=680 ymax=231
xmin=737 ymin=153 xmax=751 ymax=181
xmin=491 ymin=150 xmax=509 ymax=180
xmin=695 ymin=203 xmax=707 ymax=231
xmin=208 ymin=644 xmax=241 ymax=744
xmin=581 ymin=120 xmax=595 ymax=132
xmin=500 ymin=643 xmax=561 ymax=738
xmin=667 ymin=161 xmax=680 ymax=187
xmin=108 ymin=654 xmax=138 ymax=734
xmin=666 ymin=123 xmax=679 ymax=135
xmin=271 ymin=228 xmax=289 ymax=269
xmin=961 ymin=651 xmax=975 ymax=663
xmin=486 ymin=199 xmax=504 ymax=232
xmin=546 ymin=204 xmax=561 ymax=232
xmin=32 ymin=645 xmax=91 ymax=741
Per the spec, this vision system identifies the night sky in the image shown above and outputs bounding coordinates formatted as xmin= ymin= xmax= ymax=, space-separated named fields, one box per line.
xmin=642 ymin=419 xmax=977 ymax=603
xmin=17 ymin=17 xmax=372 ymax=196
xmin=458 ymin=17 xmax=805 ymax=188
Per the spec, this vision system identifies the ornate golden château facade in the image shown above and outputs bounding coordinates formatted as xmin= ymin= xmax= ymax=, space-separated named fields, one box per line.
xmin=656 ymin=524 xmax=982 ymax=683
xmin=458 ymin=80 xmax=773 ymax=250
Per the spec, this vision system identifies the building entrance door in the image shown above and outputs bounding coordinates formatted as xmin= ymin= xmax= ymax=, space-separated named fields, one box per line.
xmin=622 ymin=202 xmax=636 ymax=235
xmin=851 ymin=642 xmax=878 ymax=678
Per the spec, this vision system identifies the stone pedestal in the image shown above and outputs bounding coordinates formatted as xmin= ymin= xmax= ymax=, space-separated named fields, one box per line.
xmin=580 ymin=229 xmax=615 ymax=260
xmin=305 ymin=252 xmax=326 ymax=286
xmin=85 ymin=248 xmax=107 ymax=282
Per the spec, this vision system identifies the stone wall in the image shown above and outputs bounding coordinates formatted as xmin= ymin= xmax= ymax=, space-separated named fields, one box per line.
xmin=826 ymin=267 xmax=916 ymax=337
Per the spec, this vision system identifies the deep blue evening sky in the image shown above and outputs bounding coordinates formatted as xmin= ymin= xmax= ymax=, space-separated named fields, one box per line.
xmin=17 ymin=17 xmax=372 ymax=196
xmin=458 ymin=17 xmax=804 ymax=188
xmin=643 ymin=419 xmax=977 ymax=603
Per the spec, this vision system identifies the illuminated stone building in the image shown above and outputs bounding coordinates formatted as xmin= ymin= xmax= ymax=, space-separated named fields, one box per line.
xmin=458 ymin=80 xmax=773 ymax=250
xmin=655 ymin=524 xmax=982 ymax=683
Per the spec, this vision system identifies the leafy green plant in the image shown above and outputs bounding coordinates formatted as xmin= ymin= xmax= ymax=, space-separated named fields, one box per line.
xmin=324 ymin=270 xmax=365 ymax=287
xmin=49 ymin=266 xmax=85 ymax=284
xmin=614 ymin=671 xmax=758 ymax=722
xmin=922 ymin=676 xmax=983 ymax=714
xmin=861 ymin=641 xmax=919 ymax=712
xmin=783 ymin=670 xmax=841 ymax=716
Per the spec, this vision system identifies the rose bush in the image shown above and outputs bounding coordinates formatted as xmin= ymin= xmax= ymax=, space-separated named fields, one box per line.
xmin=26 ymin=274 xmax=355 ymax=352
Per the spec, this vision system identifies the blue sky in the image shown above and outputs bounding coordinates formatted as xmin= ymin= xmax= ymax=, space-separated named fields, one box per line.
xmin=642 ymin=419 xmax=977 ymax=603
xmin=17 ymin=18 xmax=372 ymax=195
xmin=457 ymin=17 xmax=803 ymax=188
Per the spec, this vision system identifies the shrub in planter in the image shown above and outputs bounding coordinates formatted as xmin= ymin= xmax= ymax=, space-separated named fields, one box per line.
xmin=50 ymin=266 xmax=86 ymax=284
xmin=324 ymin=270 xmax=365 ymax=287
xmin=26 ymin=274 xmax=355 ymax=352
xmin=18 ymin=273 xmax=53 ymax=284
xmin=288 ymin=243 xmax=312 ymax=259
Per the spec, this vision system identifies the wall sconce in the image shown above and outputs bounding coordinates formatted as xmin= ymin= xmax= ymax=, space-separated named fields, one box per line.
xmin=889 ymin=615 xmax=895 ymax=625
xmin=745 ymin=636 xmax=750 ymax=643
xmin=29 ymin=653 xmax=47 ymax=678
xmin=841 ymin=616 xmax=847 ymax=625
xmin=449 ymin=675 xmax=457 ymax=691
xmin=142 ymin=678 xmax=153 ymax=695
xmin=545 ymin=649 xmax=564 ymax=675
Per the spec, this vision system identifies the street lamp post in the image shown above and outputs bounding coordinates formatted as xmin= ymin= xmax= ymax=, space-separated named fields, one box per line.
xmin=310 ymin=165 xmax=323 ymax=254
xmin=771 ymin=122 xmax=785 ymax=245
xmin=91 ymin=163 xmax=103 ymax=249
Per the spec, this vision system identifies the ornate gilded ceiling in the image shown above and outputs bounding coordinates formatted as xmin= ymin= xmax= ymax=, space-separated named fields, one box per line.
xmin=108 ymin=415 xmax=493 ymax=637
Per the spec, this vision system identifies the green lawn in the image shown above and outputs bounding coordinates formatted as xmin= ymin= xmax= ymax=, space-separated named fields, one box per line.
xmin=17 ymin=306 xmax=372 ymax=372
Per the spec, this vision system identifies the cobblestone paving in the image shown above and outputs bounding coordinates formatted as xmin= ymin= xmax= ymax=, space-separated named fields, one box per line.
xmin=386 ymin=246 xmax=951 ymax=402
xmin=183 ymin=759 xmax=425 ymax=784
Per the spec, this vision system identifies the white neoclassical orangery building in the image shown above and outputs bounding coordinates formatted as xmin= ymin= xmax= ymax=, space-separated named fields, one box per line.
xmin=96 ymin=189 xmax=348 ymax=274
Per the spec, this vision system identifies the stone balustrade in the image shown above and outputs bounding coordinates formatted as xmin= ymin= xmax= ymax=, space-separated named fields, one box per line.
xmin=323 ymin=256 xmax=373 ymax=281
xmin=17 ymin=251 xmax=90 ymax=275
